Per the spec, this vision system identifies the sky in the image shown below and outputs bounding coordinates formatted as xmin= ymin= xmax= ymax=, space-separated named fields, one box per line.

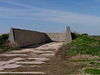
xmin=0 ymin=0 xmax=100 ymax=35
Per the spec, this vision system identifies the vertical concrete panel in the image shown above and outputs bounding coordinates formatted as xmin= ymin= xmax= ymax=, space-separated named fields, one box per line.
xmin=64 ymin=26 xmax=72 ymax=44
xmin=9 ymin=28 xmax=16 ymax=45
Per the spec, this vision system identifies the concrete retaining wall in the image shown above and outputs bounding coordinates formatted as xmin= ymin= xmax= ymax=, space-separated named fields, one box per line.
xmin=47 ymin=33 xmax=66 ymax=42
xmin=47 ymin=27 xmax=72 ymax=43
xmin=9 ymin=28 xmax=51 ymax=47
xmin=9 ymin=27 xmax=72 ymax=48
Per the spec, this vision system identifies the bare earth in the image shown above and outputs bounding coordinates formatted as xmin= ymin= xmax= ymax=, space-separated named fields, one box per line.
xmin=0 ymin=42 xmax=63 ymax=75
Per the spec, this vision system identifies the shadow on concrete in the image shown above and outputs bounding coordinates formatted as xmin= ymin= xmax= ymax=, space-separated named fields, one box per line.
xmin=20 ymin=34 xmax=53 ymax=49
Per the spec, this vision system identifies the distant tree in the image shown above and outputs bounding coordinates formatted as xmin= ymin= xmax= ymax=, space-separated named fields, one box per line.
xmin=71 ymin=32 xmax=80 ymax=39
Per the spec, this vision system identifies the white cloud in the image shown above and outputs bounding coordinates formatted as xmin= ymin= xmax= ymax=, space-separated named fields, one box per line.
xmin=0 ymin=0 xmax=100 ymax=25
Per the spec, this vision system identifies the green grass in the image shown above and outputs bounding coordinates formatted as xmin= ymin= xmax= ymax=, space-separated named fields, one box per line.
xmin=84 ymin=68 xmax=100 ymax=74
xmin=73 ymin=58 xmax=100 ymax=67
xmin=62 ymin=34 xmax=100 ymax=56
xmin=72 ymin=58 xmax=100 ymax=74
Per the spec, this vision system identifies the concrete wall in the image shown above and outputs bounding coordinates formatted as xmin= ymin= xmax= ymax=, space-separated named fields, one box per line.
xmin=9 ymin=27 xmax=72 ymax=48
xmin=9 ymin=28 xmax=51 ymax=47
xmin=47 ymin=33 xmax=66 ymax=42
xmin=64 ymin=26 xmax=72 ymax=44
xmin=46 ymin=27 xmax=72 ymax=43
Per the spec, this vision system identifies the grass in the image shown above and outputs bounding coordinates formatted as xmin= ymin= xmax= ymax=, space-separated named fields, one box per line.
xmin=72 ymin=57 xmax=100 ymax=74
xmin=61 ymin=34 xmax=100 ymax=57
xmin=84 ymin=68 xmax=100 ymax=74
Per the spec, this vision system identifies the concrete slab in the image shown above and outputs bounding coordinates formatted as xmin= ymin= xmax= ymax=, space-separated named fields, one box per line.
xmin=0 ymin=62 xmax=6 ymax=66
xmin=0 ymin=72 xmax=46 ymax=74
xmin=32 ymin=50 xmax=45 ymax=53
xmin=0 ymin=58 xmax=24 ymax=66
xmin=7 ymin=58 xmax=24 ymax=63
xmin=3 ymin=64 xmax=21 ymax=69
xmin=0 ymin=54 xmax=28 ymax=57
xmin=0 ymin=58 xmax=24 ymax=70
xmin=28 ymin=58 xmax=49 ymax=61
xmin=11 ymin=49 xmax=36 ymax=53
xmin=36 ymin=42 xmax=63 ymax=50
xmin=30 ymin=65 xmax=41 ymax=68
xmin=16 ymin=61 xmax=45 ymax=65
xmin=40 ymin=53 xmax=55 ymax=57
xmin=32 ymin=50 xmax=55 ymax=54
xmin=0 ymin=63 xmax=21 ymax=70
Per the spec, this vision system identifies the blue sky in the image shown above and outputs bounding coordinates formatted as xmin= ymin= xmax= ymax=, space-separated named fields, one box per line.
xmin=0 ymin=0 xmax=100 ymax=35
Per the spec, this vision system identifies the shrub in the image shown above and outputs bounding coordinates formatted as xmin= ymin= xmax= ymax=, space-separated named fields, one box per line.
xmin=71 ymin=32 xmax=80 ymax=40
xmin=0 ymin=34 xmax=9 ymax=44
xmin=0 ymin=34 xmax=13 ymax=51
